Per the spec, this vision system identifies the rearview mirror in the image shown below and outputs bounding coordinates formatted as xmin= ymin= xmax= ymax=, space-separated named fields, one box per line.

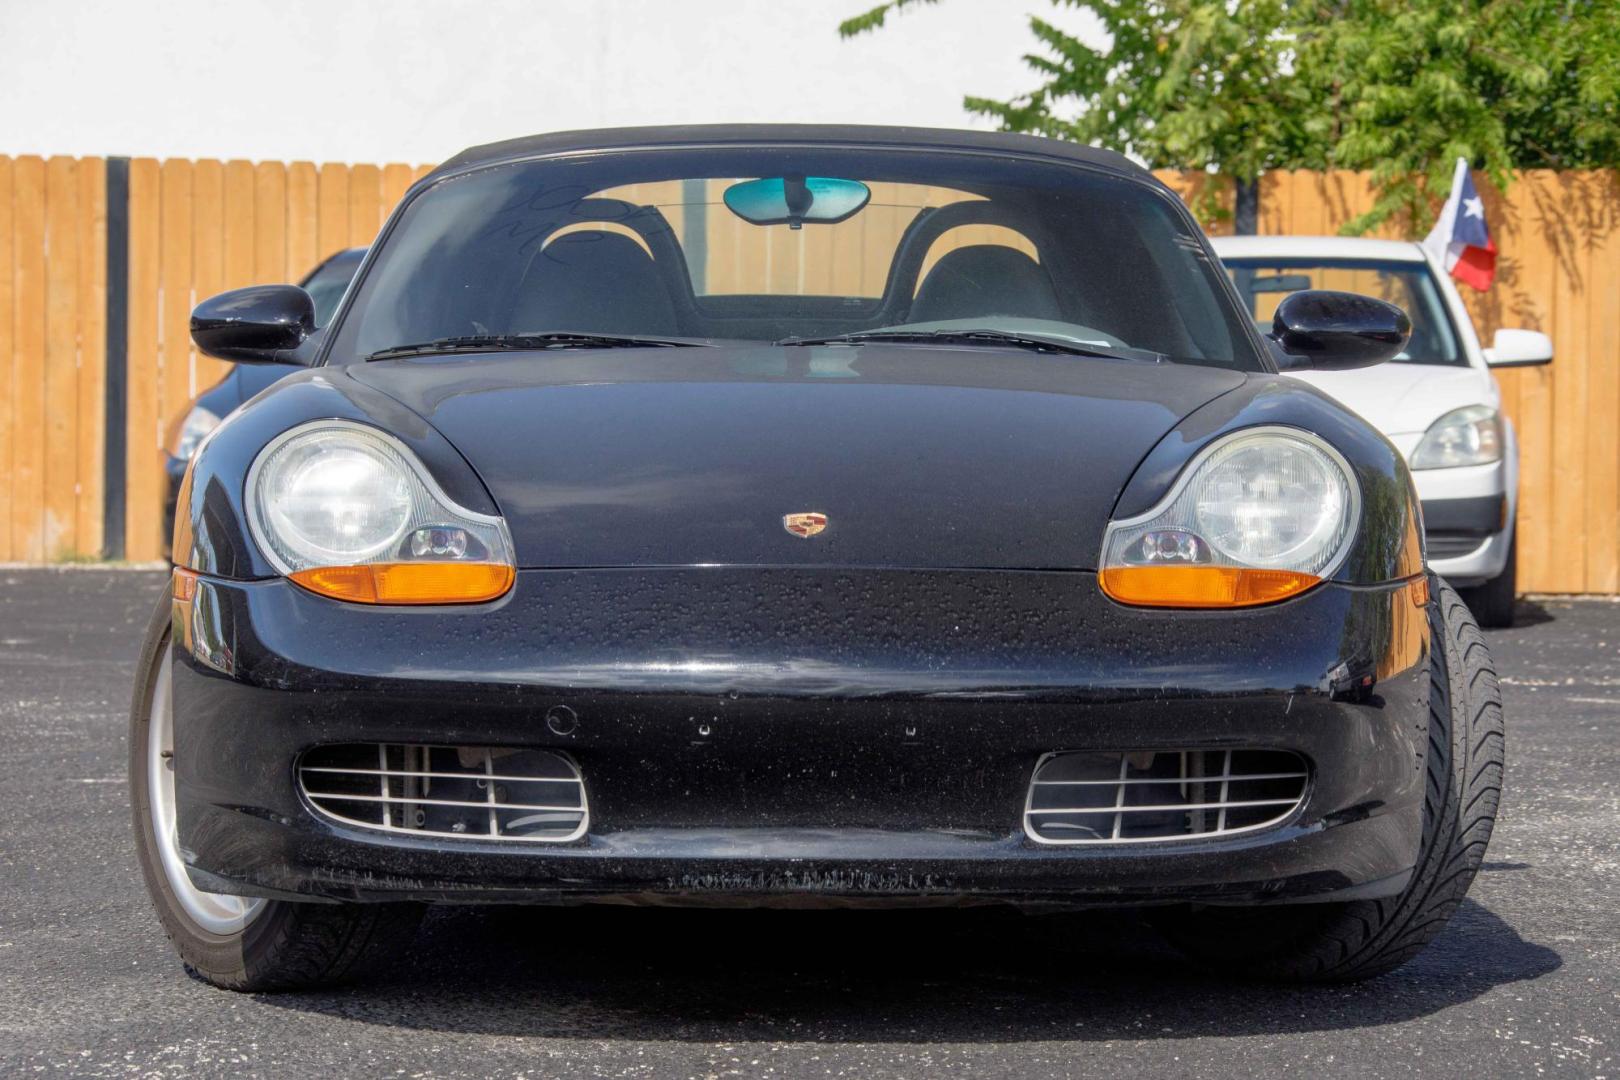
xmin=723 ymin=175 xmax=871 ymax=229
xmin=1484 ymin=327 xmax=1553 ymax=367
xmin=1269 ymin=289 xmax=1411 ymax=372
xmin=191 ymin=285 xmax=315 ymax=364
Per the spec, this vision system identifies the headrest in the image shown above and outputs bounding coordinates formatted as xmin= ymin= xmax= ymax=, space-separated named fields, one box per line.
xmin=910 ymin=245 xmax=1062 ymax=324
xmin=514 ymin=230 xmax=679 ymax=335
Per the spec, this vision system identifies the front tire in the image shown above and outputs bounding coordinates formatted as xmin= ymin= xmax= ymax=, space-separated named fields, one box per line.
xmin=130 ymin=592 xmax=419 ymax=991
xmin=1156 ymin=577 xmax=1504 ymax=981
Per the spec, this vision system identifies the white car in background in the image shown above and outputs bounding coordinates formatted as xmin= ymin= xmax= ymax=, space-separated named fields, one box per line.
xmin=1213 ymin=236 xmax=1553 ymax=627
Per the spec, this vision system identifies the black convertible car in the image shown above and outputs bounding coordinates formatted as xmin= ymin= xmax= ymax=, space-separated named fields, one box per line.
xmin=134 ymin=126 xmax=1503 ymax=991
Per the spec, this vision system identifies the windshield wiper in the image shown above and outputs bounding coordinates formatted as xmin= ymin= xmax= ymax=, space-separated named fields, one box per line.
xmin=776 ymin=329 xmax=1165 ymax=363
xmin=366 ymin=332 xmax=706 ymax=361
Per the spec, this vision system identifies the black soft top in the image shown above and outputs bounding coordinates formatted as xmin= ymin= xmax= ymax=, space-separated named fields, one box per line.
xmin=430 ymin=124 xmax=1144 ymax=183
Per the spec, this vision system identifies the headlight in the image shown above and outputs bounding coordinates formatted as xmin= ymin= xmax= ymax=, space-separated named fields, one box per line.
xmin=1410 ymin=406 xmax=1502 ymax=469
xmin=246 ymin=420 xmax=514 ymax=604
xmin=171 ymin=405 xmax=220 ymax=461
xmin=1100 ymin=427 xmax=1359 ymax=608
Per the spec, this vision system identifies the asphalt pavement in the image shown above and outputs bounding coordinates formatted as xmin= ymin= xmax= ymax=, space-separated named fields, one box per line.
xmin=1 ymin=568 xmax=1615 ymax=1078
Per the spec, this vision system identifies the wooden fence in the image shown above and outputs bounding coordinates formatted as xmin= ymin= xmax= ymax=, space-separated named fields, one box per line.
xmin=1 ymin=155 xmax=1617 ymax=593
xmin=0 ymin=156 xmax=432 ymax=562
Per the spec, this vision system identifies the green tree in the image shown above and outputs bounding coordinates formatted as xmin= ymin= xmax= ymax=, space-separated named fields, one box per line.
xmin=842 ymin=0 xmax=1620 ymax=234
xmin=1308 ymin=0 xmax=1620 ymax=232
xmin=845 ymin=0 xmax=1325 ymax=229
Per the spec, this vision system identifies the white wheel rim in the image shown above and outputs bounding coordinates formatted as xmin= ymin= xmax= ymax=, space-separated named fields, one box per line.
xmin=148 ymin=646 xmax=265 ymax=934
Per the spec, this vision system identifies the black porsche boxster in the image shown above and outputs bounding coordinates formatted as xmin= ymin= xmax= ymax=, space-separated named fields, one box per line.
xmin=132 ymin=126 xmax=1503 ymax=991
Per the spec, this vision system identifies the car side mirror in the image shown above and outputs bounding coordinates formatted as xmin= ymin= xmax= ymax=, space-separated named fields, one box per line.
xmin=1483 ymin=327 xmax=1553 ymax=367
xmin=1269 ymin=289 xmax=1411 ymax=372
xmin=191 ymin=285 xmax=315 ymax=364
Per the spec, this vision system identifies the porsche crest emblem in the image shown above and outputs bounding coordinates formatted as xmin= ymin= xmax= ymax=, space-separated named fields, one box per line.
xmin=782 ymin=512 xmax=828 ymax=539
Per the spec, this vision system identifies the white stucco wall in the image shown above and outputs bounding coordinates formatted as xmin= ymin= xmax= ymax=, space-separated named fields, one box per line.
xmin=0 ymin=0 xmax=1100 ymax=163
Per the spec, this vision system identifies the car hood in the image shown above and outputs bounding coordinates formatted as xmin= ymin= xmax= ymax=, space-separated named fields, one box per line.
xmin=349 ymin=345 xmax=1245 ymax=570
xmin=1287 ymin=363 xmax=1491 ymax=435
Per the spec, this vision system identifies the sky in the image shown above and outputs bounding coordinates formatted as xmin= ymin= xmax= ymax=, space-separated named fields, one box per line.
xmin=0 ymin=0 xmax=1103 ymax=164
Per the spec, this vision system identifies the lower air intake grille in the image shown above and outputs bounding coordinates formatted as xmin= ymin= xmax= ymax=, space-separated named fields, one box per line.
xmin=1426 ymin=531 xmax=1488 ymax=559
xmin=1024 ymin=749 xmax=1308 ymax=845
xmin=299 ymin=744 xmax=588 ymax=842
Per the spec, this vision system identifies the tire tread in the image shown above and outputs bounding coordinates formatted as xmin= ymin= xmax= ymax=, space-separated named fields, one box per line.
xmin=1158 ymin=576 xmax=1504 ymax=981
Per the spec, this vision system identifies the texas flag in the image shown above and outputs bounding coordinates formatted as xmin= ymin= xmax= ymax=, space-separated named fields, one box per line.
xmin=1423 ymin=157 xmax=1497 ymax=291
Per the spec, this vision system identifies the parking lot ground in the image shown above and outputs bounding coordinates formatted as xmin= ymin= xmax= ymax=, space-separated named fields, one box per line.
xmin=1 ymin=568 xmax=1615 ymax=1078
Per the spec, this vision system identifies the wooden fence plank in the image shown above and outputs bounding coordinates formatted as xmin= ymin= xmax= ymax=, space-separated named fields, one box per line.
xmin=1258 ymin=171 xmax=1290 ymax=234
xmin=253 ymin=161 xmax=288 ymax=285
xmin=124 ymin=158 xmax=162 ymax=561
xmin=191 ymin=159 xmax=229 ymax=391
xmin=381 ymin=163 xmax=414 ymax=219
xmin=347 ymin=164 xmax=382 ymax=247
xmin=74 ymin=157 xmax=106 ymax=557
xmin=0 ymin=158 xmax=14 ymax=562
xmin=1583 ymin=170 xmax=1620 ymax=593
xmin=159 ymin=159 xmax=195 ymax=453
xmin=222 ymin=160 xmax=256 ymax=290
xmin=1512 ymin=173 xmax=1559 ymax=592
xmin=288 ymin=162 xmax=319 ymax=280
xmin=317 ymin=163 xmax=350 ymax=261
xmin=44 ymin=156 xmax=80 ymax=558
xmin=1546 ymin=172 xmax=1591 ymax=592
xmin=11 ymin=156 xmax=47 ymax=561
xmin=1297 ymin=171 xmax=1320 ymax=231
xmin=1323 ymin=172 xmax=1350 ymax=232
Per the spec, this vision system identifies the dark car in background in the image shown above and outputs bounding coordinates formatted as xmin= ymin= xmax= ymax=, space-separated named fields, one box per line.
xmin=161 ymin=247 xmax=365 ymax=543
xmin=136 ymin=126 xmax=1503 ymax=992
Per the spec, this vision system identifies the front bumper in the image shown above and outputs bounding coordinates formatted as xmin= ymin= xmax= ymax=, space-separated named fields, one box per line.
xmin=1422 ymin=493 xmax=1510 ymax=584
xmin=171 ymin=568 xmax=1432 ymax=909
xmin=1411 ymin=459 xmax=1512 ymax=585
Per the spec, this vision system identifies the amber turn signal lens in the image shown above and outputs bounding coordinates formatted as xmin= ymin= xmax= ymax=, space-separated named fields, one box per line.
xmin=171 ymin=567 xmax=199 ymax=601
xmin=290 ymin=563 xmax=515 ymax=605
xmin=1100 ymin=565 xmax=1321 ymax=608
xmin=1409 ymin=575 xmax=1431 ymax=607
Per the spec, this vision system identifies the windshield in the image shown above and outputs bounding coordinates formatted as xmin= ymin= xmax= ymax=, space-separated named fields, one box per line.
xmin=329 ymin=147 xmax=1259 ymax=370
xmin=1223 ymin=257 xmax=1465 ymax=366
